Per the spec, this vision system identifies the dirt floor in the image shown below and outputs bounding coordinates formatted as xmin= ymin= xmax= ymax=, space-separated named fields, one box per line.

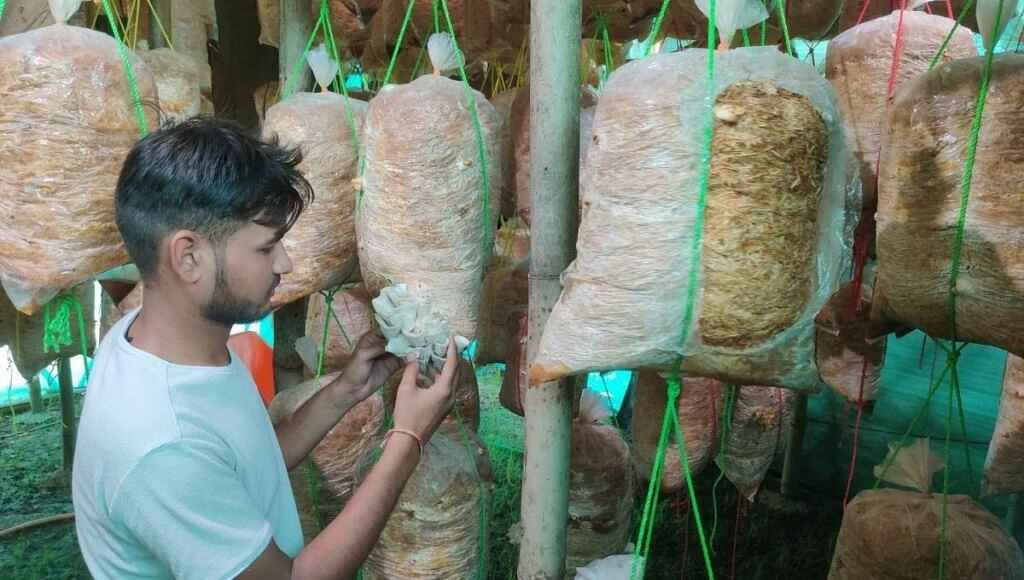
xmin=0 ymin=394 xmax=89 ymax=579
xmin=0 ymin=371 xmax=845 ymax=580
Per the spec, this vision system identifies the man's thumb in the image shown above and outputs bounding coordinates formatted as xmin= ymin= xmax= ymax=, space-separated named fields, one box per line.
xmin=398 ymin=358 xmax=418 ymax=390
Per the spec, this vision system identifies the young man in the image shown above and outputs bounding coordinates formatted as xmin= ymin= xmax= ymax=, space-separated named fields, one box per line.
xmin=72 ymin=118 xmax=458 ymax=580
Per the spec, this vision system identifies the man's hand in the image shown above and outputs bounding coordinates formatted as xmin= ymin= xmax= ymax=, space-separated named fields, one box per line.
xmin=392 ymin=339 xmax=459 ymax=445
xmin=332 ymin=331 xmax=402 ymax=409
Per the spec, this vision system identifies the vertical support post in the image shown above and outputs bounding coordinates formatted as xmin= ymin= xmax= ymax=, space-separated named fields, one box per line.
xmin=273 ymin=298 xmax=309 ymax=392
xmin=518 ymin=0 xmax=581 ymax=578
xmin=149 ymin=0 xmax=172 ymax=49
xmin=29 ymin=376 xmax=44 ymax=414
xmin=782 ymin=392 xmax=809 ymax=497
xmin=280 ymin=0 xmax=314 ymax=93
xmin=58 ymin=357 xmax=75 ymax=475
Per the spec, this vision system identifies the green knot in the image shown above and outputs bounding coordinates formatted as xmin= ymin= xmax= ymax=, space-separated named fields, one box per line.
xmin=947 ymin=349 xmax=961 ymax=366
xmin=666 ymin=373 xmax=682 ymax=402
xmin=43 ymin=295 xmax=77 ymax=355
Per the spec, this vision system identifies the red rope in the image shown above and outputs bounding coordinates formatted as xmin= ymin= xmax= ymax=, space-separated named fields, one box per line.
xmin=945 ymin=0 xmax=954 ymax=18
xmin=844 ymin=0 xmax=908 ymax=509
xmin=856 ymin=0 xmax=874 ymax=26
xmin=681 ymin=496 xmax=692 ymax=578
xmin=729 ymin=498 xmax=745 ymax=580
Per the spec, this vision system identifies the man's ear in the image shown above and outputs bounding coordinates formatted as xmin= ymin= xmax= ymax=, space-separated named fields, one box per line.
xmin=166 ymin=230 xmax=207 ymax=285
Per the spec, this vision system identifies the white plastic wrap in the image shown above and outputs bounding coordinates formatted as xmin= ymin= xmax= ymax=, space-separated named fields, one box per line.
xmin=139 ymin=48 xmax=203 ymax=123
xmin=0 ymin=23 xmax=158 ymax=314
xmin=532 ymin=47 xmax=860 ymax=391
xmin=308 ymin=44 xmax=340 ymax=91
xmin=357 ymin=74 xmax=504 ymax=340
xmin=262 ymin=92 xmax=366 ymax=309
xmin=695 ymin=0 xmax=769 ymax=48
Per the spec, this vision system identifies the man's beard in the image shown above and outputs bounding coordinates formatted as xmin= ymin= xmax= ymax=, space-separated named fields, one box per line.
xmin=200 ymin=253 xmax=274 ymax=326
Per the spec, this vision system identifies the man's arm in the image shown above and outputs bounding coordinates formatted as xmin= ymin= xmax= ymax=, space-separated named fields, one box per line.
xmin=276 ymin=332 xmax=402 ymax=471
xmin=274 ymin=374 xmax=356 ymax=471
xmin=238 ymin=435 xmax=420 ymax=580
xmin=240 ymin=343 xmax=458 ymax=580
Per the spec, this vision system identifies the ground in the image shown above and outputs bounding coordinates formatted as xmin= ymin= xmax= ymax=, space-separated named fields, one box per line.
xmin=0 ymin=394 xmax=88 ymax=579
xmin=0 ymin=370 xmax=843 ymax=580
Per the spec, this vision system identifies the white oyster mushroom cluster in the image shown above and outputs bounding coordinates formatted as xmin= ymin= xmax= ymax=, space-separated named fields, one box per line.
xmin=372 ymin=284 xmax=470 ymax=373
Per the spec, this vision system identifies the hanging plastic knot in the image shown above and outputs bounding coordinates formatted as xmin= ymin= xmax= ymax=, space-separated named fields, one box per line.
xmin=43 ymin=295 xmax=77 ymax=354
xmin=308 ymin=43 xmax=340 ymax=91
xmin=428 ymin=32 xmax=462 ymax=76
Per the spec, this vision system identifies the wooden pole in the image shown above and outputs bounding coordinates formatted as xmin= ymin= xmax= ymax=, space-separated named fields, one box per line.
xmin=781 ymin=392 xmax=809 ymax=497
xmin=28 ymin=376 xmax=43 ymax=414
xmin=149 ymin=0 xmax=172 ymax=49
xmin=279 ymin=0 xmax=314 ymax=93
xmin=518 ymin=0 xmax=581 ymax=577
xmin=58 ymin=356 xmax=75 ymax=475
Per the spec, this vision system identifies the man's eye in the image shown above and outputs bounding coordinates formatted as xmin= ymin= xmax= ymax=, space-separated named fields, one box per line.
xmin=260 ymin=247 xmax=274 ymax=254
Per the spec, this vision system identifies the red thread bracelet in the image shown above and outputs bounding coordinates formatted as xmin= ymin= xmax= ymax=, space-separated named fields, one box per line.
xmin=383 ymin=428 xmax=423 ymax=457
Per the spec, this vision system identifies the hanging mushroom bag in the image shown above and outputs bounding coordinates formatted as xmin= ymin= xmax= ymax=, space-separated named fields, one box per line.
xmin=531 ymin=47 xmax=860 ymax=391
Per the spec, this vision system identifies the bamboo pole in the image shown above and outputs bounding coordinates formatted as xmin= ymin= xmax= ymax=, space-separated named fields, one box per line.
xmin=58 ymin=356 xmax=75 ymax=475
xmin=29 ymin=376 xmax=43 ymax=414
xmin=149 ymin=0 xmax=172 ymax=49
xmin=279 ymin=0 xmax=313 ymax=93
xmin=781 ymin=392 xmax=809 ymax=497
xmin=518 ymin=0 xmax=581 ymax=577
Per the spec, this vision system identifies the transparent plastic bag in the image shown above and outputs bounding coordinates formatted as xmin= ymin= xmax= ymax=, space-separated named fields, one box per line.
xmin=532 ymin=47 xmax=861 ymax=390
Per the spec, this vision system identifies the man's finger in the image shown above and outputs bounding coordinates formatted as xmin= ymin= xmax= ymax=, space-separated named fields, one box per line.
xmin=436 ymin=339 xmax=458 ymax=387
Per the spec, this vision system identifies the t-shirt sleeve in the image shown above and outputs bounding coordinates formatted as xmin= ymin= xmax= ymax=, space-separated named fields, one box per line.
xmin=110 ymin=440 xmax=277 ymax=580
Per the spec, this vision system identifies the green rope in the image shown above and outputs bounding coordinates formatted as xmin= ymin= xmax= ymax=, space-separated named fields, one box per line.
xmin=382 ymin=0 xmax=417 ymax=86
xmin=632 ymin=4 xmax=720 ymax=577
xmin=872 ymin=357 xmax=954 ymax=488
xmin=630 ymin=381 xmax=673 ymax=580
xmin=941 ymin=6 xmax=1003 ymax=574
xmin=709 ymin=385 xmax=736 ymax=549
xmin=282 ymin=15 xmax=324 ymax=99
xmin=939 ymin=358 xmax=955 ymax=580
xmin=41 ymin=293 xmax=92 ymax=385
xmin=760 ymin=18 xmax=768 ymax=46
xmin=951 ymin=367 xmax=974 ymax=489
xmin=318 ymin=0 xmax=362 ymax=163
xmin=0 ymin=0 xmax=6 ymax=24
xmin=667 ymin=377 xmax=715 ymax=578
xmin=316 ymin=289 xmax=338 ymax=378
xmin=641 ymin=0 xmax=673 ymax=57
xmin=774 ymin=0 xmax=795 ymax=56
xmin=100 ymin=0 xmax=148 ymax=137
xmin=740 ymin=27 xmax=751 ymax=48
xmin=433 ymin=0 xmax=441 ymax=35
xmin=947 ymin=0 xmax=1001 ymax=335
xmin=600 ymin=19 xmax=614 ymax=87
xmin=438 ymin=0 xmax=493 ymax=259
xmin=928 ymin=0 xmax=977 ymax=70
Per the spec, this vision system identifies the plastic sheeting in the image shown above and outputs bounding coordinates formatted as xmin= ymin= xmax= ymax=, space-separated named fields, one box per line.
xmin=263 ymin=92 xmax=366 ymax=309
xmin=357 ymin=74 xmax=503 ymax=340
xmin=0 ymin=24 xmax=158 ymax=314
xmin=874 ymin=55 xmax=1024 ymax=357
xmin=532 ymin=47 xmax=859 ymax=391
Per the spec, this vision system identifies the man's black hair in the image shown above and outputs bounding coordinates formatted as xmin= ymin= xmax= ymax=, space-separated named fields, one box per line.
xmin=115 ymin=117 xmax=313 ymax=278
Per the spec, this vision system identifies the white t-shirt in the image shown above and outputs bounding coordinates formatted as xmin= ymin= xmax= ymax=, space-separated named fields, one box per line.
xmin=72 ymin=309 xmax=303 ymax=579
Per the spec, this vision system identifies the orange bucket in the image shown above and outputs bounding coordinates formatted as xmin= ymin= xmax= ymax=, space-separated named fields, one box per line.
xmin=228 ymin=331 xmax=275 ymax=407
